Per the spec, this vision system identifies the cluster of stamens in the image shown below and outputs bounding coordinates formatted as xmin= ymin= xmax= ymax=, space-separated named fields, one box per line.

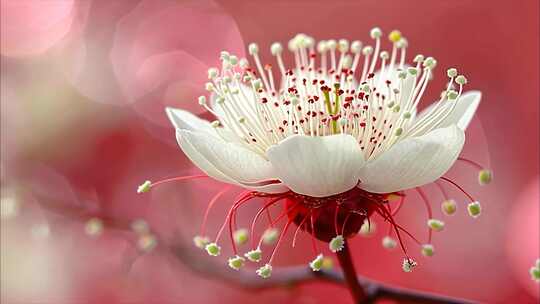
xmin=199 ymin=28 xmax=468 ymax=160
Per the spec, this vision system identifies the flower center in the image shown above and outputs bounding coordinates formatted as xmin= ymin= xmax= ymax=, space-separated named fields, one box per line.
xmin=199 ymin=29 xmax=467 ymax=161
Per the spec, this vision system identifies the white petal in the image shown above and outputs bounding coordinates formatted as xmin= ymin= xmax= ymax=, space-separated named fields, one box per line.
xmin=176 ymin=129 xmax=281 ymax=186
xmin=266 ymin=134 xmax=365 ymax=197
xmin=358 ymin=125 xmax=465 ymax=193
xmin=415 ymin=91 xmax=481 ymax=131
xmin=166 ymin=107 xmax=213 ymax=133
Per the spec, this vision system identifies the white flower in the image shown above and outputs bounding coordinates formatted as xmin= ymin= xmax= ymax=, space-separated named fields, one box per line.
xmin=166 ymin=32 xmax=480 ymax=199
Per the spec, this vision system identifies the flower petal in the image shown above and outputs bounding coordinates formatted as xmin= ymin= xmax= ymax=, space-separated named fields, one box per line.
xmin=166 ymin=107 xmax=213 ymax=133
xmin=176 ymin=129 xmax=283 ymax=187
xmin=416 ymin=91 xmax=481 ymax=131
xmin=266 ymin=134 xmax=365 ymax=197
xmin=358 ymin=125 xmax=465 ymax=193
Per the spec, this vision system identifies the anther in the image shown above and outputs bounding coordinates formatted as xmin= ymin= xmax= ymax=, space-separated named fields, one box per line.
xmin=262 ymin=228 xmax=279 ymax=245
xmin=382 ymin=236 xmax=397 ymax=250
xmin=370 ymin=27 xmax=382 ymax=39
xmin=208 ymin=68 xmax=219 ymax=79
xmin=233 ymin=228 xmax=249 ymax=245
xmin=362 ymin=46 xmax=374 ymax=55
xmin=198 ymin=96 xmax=206 ymax=105
xmin=310 ymin=254 xmax=324 ymax=271
xmin=467 ymin=201 xmax=481 ymax=218
xmin=455 ymin=75 xmax=468 ymax=85
xmin=193 ymin=235 xmax=210 ymax=249
xmin=402 ymin=258 xmax=418 ymax=272
xmin=421 ymin=244 xmax=435 ymax=257
xmin=359 ymin=219 xmax=376 ymax=236
xmin=329 ymin=235 xmax=345 ymax=252
xmin=271 ymin=42 xmax=283 ymax=55
xmin=427 ymin=219 xmax=445 ymax=231
xmin=228 ymin=255 xmax=246 ymax=270
xmin=441 ymin=199 xmax=457 ymax=216
xmin=447 ymin=68 xmax=458 ymax=78
xmin=256 ymin=264 xmax=272 ymax=278
xmin=205 ymin=242 xmax=221 ymax=256
xmin=351 ymin=40 xmax=362 ymax=54
xmin=245 ymin=248 xmax=262 ymax=262
xmin=478 ymin=169 xmax=493 ymax=185
xmin=338 ymin=39 xmax=349 ymax=52
xmin=413 ymin=54 xmax=424 ymax=63
xmin=137 ymin=180 xmax=152 ymax=194
xmin=248 ymin=43 xmax=259 ymax=55
xmin=388 ymin=30 xmax=402 ymax=43
xmin=85 ymin=217 xmax=104 ymax=237
xmin=447 ymin=90 xmax=459 ymax=100
xmin=138 ymin=233 xmax=157 ymax=252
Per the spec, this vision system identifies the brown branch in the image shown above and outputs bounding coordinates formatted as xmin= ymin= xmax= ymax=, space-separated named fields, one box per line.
xmin=35 ymin=195 xmax=475 ymax=304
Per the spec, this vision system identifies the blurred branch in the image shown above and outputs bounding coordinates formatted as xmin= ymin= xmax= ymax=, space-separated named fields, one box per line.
xmin=36 ymin=195 xmax=474 ymax=304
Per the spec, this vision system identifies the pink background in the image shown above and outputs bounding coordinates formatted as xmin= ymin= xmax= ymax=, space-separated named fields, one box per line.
xmin=1 ymin=0 xmax=538 ymax=303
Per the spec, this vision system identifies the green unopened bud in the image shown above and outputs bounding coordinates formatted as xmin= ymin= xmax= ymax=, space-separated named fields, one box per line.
xmin=467 ymin=201 xmax=481 ymax=218
xmin=262 ymin=228 xmax=279 ymax=245
xmin=478 ymin=169 xmax=493 ymax=185
xmin=137 ymin=180 xmax=152 ymax=194
xmin=329 ymin=235 xmax=345 ymax=252
xmin=441 ymin=199 xmax=457 ymax=216
xmin=256 ymin=264 xmax=272 ymax=278
xmin=205 ymin=242 xmax=221 ymax=256
xmin=245 ymin=248 xmax=262 ymax=262
xmin=427 ymin=219 xmax=445 ymax=231
xmin=233 ymin=228 xmax=249 ymax=245
xmin=309 ymin=254 xmax=324 ymax=272
xmin=193 ymin=235 xmax=210 ymax=249
xmin=228 ymin=255 xmax=246 ymax=270
xmin=421 ymin=244 xmax=435 ymax=257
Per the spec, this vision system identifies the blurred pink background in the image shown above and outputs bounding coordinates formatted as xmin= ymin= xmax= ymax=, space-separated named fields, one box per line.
xmin=1 ymin=0 xmax=538 ymax=303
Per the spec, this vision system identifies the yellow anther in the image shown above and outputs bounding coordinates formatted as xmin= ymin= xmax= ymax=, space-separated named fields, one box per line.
xmin=389 ymin=30 xmax=402 ymax=43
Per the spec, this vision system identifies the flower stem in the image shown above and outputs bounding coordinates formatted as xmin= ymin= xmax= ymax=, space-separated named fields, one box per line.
xmin=336 ymin=241 xmax=367 ymax=303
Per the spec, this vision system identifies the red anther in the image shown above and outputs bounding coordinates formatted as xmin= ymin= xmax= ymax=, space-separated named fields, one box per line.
xmin=312 ymin=79 xmax=318 ymax=85
xmin=310 ymin=52 xmax=317 ymax=58
xmin=274 ymin=102 xmax=279 ymax=107
xmin=314 ymin=96 xmax=320 ymax=101
xmin=264 ymin=64 xmax=272 ymax=70
xmin=367 ymin=73 xmax=375 ymax=79
xmin=319 ymin=80 xmax=325 ymax=84
xmin=303 ymin=78 xmax=307 ymax=85
xmin=363 ymin=105 xmax=369 ymax=110
xmin=385 ymin=80 xmax=391 ymax=85
xmin=261 ymin=97 xmax=268 ymax=103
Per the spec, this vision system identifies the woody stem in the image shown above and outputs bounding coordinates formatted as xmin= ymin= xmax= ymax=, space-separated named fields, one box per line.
xmin=336 ymin=241 xmax=367 ymax=303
